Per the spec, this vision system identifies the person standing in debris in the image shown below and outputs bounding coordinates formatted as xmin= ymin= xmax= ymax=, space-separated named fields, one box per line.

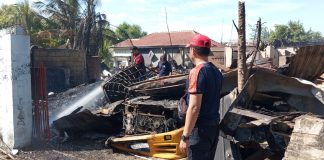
xmin=158 ymin=54 xmax=172 ymax=77
xmin=131 ymin=46 xmax=146 ymax=78
xmin=179 ymin=34 xmax=223 ymax=160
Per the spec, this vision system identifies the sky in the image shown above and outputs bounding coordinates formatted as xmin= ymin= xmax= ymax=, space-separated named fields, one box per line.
xmin=1 ymin=0 xmax=324 ymax=42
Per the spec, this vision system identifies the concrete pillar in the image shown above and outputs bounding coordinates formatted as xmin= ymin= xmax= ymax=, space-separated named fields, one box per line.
xmin=265 ymin=46 xmax=279 ymax=67
xmin=0 ymin=26 xmax=32 ymax=148
xmin=224 ymin=47 xmax=233 ymax=68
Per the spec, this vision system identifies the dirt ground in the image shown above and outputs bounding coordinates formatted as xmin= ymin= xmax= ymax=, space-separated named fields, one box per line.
xmin=4 ymin=80 xmax=181 ymax=160
xmin=9 ymin=82 xmax=144 ymax=160
xmin=13 ymin=133 xmax=143 ymax=160
xmin=0 ymin=151 xmax=12 ymax=159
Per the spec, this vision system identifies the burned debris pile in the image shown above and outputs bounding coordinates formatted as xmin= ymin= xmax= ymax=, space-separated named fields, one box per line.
xmin=217 ymin=45 xmax=324 ymax=159
xmin=102 ymin=65 xmax=156 ymax=102
xmin=51 ymin=45 xmax=324 ymax=159
xmin=219 ymin=68 xmax=324 ymax=159
xmin=121 ymin=96 xmax=179 ymax=135
xmin=100 ymin=65 xmax=188 ymax=135
xmin=53 ymin=65 xmax=187 ymax=137
xmin=128 ymin=74 xmax=188 ymax=99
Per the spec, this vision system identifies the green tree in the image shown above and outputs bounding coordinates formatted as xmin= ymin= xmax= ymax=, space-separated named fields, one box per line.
xmin=0 ymin=1 xmax=147 ymax=67
xmin=100 ymin=40 xmax=113 ymax=67
xmin=0 ymin=5 xmax=19 ymax=29
xmin=249 ymin=24 xmax=270 ymax=42
xmin=0 ymin=1 xmax=43 ymax=35
xmin=306 ymin=29 xmax=323 ymax=40
xmin=269 ymin=24 xmax=289 ymax=42
xmin=34 ymin=0 xmax=82 ymax=47
xmin=34 ymin=0 xmax=80 ymax=30
xmin=115 ymin=22 xmax=147 ymax=42
xmin=34 ymin=0 xmax=107 ymax=51
xmin=98 ymin=22 xmax=148 ymax=67
xmin=269 ymin=20 xmax=323 ymax=43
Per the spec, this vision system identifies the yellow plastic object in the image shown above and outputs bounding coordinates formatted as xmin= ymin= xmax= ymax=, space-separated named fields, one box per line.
xmin=109 ymin=127 xmax=186 ymax=159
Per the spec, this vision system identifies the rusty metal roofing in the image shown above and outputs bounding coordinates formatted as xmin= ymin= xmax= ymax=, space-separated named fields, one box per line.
xmin=287 ymin=45 xmax=324 ymax=81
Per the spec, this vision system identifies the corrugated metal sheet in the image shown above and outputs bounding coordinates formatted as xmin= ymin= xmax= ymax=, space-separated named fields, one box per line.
xmin=287 ymin=45 xmax=324 ymax=81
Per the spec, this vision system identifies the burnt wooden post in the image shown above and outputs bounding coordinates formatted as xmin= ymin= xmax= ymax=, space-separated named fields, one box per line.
xmin=247 ymin=18 xmax=262 ymax=76
xmin=237 ymin=0 xmax=247 ymax=92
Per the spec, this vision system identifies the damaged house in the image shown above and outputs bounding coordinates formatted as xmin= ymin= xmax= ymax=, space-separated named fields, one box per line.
xmin=51 ymin=44 xmax=324 ymax=159
xmin=111 ymin=30 xmax=221 ymax=67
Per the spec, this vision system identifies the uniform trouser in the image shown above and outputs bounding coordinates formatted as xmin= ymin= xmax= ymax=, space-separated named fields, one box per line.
xmin=187 ymin=125 xmax=219 ymax=160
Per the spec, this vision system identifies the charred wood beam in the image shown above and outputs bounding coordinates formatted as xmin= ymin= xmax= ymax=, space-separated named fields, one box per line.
xmin=230 ymin=108 xmax=275 ymax=120
xmin=237 ymin=0 xmax=248 ymax=92
xmin=239 ymin=119 xmax=273 ymax=128
xmin=247 ymin=18 xmax=262 ymax=76
xmin=270 ymin=129 xmax=291 ymax=138
xmin=230 ymin=108 xmax=278 ymax=128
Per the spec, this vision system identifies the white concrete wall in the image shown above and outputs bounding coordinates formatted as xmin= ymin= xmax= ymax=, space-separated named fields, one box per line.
xmin=0 ymin=27 xmax=32 ymax=148
xmin=277 ymin=47 xmax=297 ymax=67
xmin=0 ymin=32 xmax=14 ymax=146
xmin=277 ymin=47 xmax=297 ymax=56
xmin=224 ymin=47 xmax=233 ymax=68
xmin=223 ymin=46 xmax=282 ymax=68
xmin=264 ymin=46 xmax=279 ymax=67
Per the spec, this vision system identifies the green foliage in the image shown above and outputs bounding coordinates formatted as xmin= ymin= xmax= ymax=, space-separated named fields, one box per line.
xmin=269 ymin=24 xmax=289 ymax=41
xmin=269 ymin=21 xmax=323 ymax=43
xmin=99 ymin=40 xmax=114 ymax=68
xmin=115 ymin=22 xmax=147 ymax=42
xmin=33 ymin=0 xmax=80 ymax=30
xmin=249 ymin=24 xmax=271 ymax=42
xmin=99 ymin=22 xmax=147 ymax=67
xmin=0 ymin=5 xmax=18 ymax=29
xmin=305 ymin=29 xmax=323 ymax=40
xmin=97 ymin=28 xmax=116 ymax=67
xmin=0 ymin=1 xmax=147 ymax=66
xmin=0 ymin=1 xmax=44 ymax=35
xmin=98 ymin=22 xmax=147 ymax=66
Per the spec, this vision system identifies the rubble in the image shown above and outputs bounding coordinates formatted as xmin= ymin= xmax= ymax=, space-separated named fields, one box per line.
xmin=102 ymin=65 xmax=156 ymax=102
xmin=48 ymin=45 xmax=324 ymax=159
xmin=284 ymin=115 xmax=324 ymax=160
xmin=48 ymin=81 xmax=107 ymax=123
xmin=121 ymin=96 xmax=179 ymax=134
xmin=219 ymin=60 xmax=324 ymax=159
xmin=52 ymin=108 xmax=123 ymax=138
xmin=51 ymin=67 xmax=186 ymax=138
xmin=128 ymin=74 xmax=188 ymax=98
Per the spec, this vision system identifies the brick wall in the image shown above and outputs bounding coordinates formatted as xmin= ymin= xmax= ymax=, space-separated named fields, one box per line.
xmin=86 ymin=56 xmax=101 ymax=82
xmin=32 ymin=48 xmax=87 ymax=88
